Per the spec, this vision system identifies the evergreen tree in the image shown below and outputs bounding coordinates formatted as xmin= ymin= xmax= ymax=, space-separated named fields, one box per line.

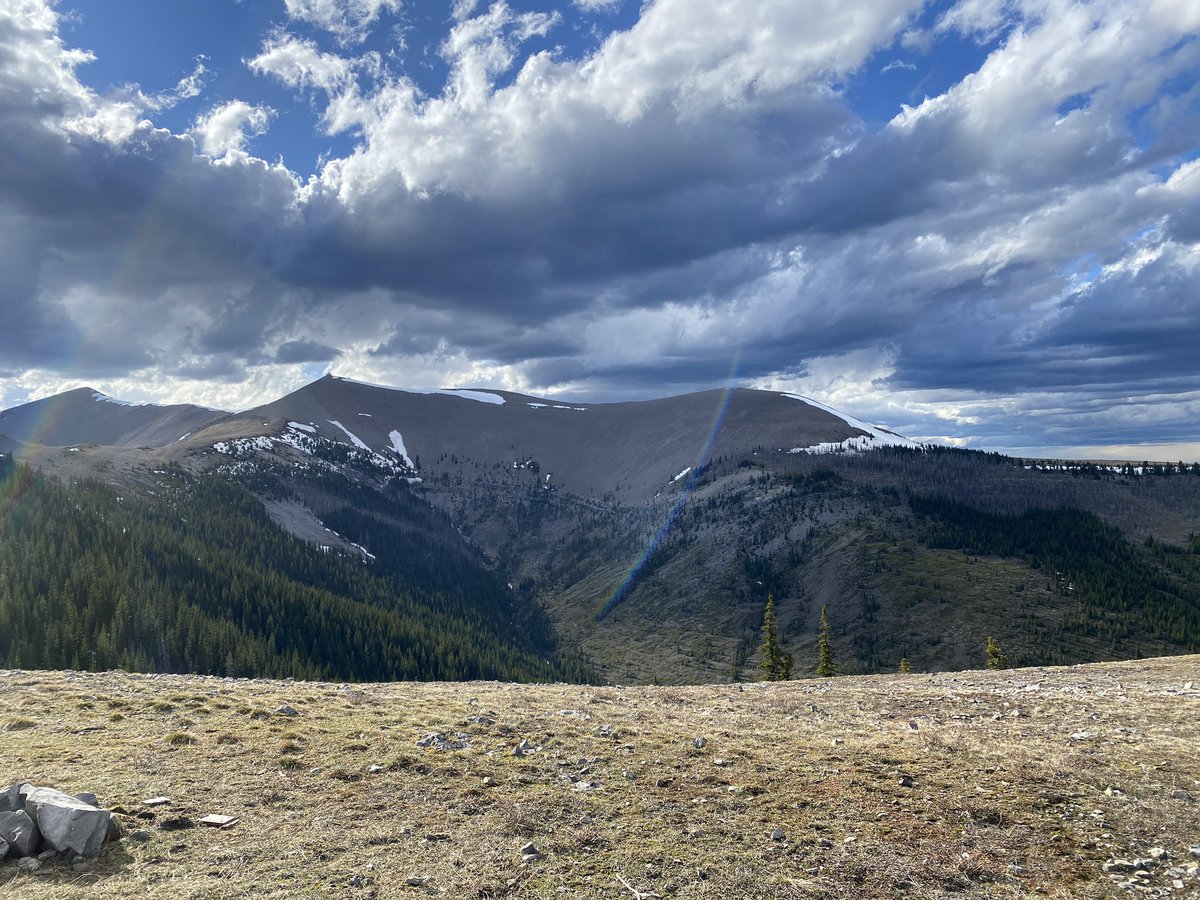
xmin=898 ymin=657 xmax=912 ymax=674
xmin=986 ymin=635 xmax=1008 ymax=670
xmin=757 ymin=595 xmax=792 ymax=681
xmin=816 ymin=605 xmax=835 ymax=677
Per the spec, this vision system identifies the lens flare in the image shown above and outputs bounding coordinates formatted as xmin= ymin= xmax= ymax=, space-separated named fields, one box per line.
xmin=597 ymin=353 xmax=742 ymax=621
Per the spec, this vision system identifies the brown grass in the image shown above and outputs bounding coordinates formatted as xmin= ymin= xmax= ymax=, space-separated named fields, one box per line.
xmin=1 ymin=657 xmax=1198 ymax=898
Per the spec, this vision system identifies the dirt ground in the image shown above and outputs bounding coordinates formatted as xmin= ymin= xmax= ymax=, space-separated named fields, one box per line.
xmin=2 ymin=656 xmax=1198 ymax=898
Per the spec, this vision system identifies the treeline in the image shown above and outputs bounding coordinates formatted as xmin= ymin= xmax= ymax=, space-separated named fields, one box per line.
xmin=909 ymin=493 xmax=1200 ymax=651
xmin=0 ymin=455 xmax=587 ymax=682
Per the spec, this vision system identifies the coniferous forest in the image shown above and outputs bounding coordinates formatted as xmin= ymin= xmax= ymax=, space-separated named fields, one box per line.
xmin=0 ymin=454 xmax=585 ymax=682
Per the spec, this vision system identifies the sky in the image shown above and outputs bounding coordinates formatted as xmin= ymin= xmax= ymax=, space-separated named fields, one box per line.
xmin=0 ymin=0 xmax=1198 ymax=461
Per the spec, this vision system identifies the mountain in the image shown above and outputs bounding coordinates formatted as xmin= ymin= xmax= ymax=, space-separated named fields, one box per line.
xmin=0 ymin=387 xmax=226 ymax=449
xmin=1 ymin=376 xmax=1199 ymax=684
xmin=229 ymin=374 xmax=918 ymax=501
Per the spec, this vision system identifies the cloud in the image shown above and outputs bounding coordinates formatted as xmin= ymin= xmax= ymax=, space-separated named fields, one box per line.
xmin=881 ymin=58 xmax=916 ymax=73
xmin=245 ymin=35 xmax=357 ymax=93
xmin=282 ymin=0 xmax=402 ymax=44
xmin=0 ymin=0 xmax=1199 ymax=458
xmin=573 ymin=0 xmax=622 ymax=11
xmin=192 ymin=100 xmax=274 ymax=155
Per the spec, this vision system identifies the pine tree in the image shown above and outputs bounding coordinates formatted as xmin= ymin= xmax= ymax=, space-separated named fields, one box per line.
xmin=898 ymin=657 xmax=912 ymax=674
xmin=816 ymin=605 xmax=835 ymax=677
xmin=758 ymin=595 xmax=792 ymax=681
xmin=986 ymin=635 xmax=1008 ymax=670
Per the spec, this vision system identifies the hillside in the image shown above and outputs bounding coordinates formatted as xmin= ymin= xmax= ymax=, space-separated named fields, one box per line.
xmin=2 ymin=658 xmax=1198 ymax=898
xmin=0 ymin=388 xmax=226 ymax=449
xmin=3 ymin=378 xmax=1200 ymax=684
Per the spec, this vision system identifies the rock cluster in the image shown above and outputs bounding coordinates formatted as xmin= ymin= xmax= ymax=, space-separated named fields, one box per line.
xmin=1 ymin=783 xmax=117 ymax=865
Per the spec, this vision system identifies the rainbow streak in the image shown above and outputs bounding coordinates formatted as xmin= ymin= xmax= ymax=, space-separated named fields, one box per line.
xmin=0 ymin=452 xmax=35 ymax=543
xmin=596 ymin=363 xmax=742 ymax=622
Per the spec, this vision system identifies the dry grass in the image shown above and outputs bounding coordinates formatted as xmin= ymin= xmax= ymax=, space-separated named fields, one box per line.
xmin=1 ymin=657 xmax=1198 ymax=898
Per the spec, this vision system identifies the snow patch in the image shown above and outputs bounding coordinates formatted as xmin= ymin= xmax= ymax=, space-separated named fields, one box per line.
xmin=213 ymin=436 xmax=274 ymax=455
xmin=328 ymin=419 xmax=370 ymax=450
xmin=331 ymin=376 xmax=505 ymax=405
xmin=388 ymin=430 xmax=415 ymax=468
xmin=357 ymin=412 xmax=372 ymax=417
xmin=288 ymin=421 xmax=317 ymax=433
xmin=91 ymin=391 xmax=143 ymax=407
xmin=175 ymin=433 xmax=191 ymax=442
xmin=671 ymin=466 xmax=691 ymax=483
xmin=781 ymin=394 xmax=920 ymax=453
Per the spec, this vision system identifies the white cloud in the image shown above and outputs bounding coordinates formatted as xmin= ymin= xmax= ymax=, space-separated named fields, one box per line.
xmin=193 ymin=100 xmax=275 ymax=156
xmin=282 ymin=0 xmax=402 ymax=44
xmin=573 ymin=0 xmax=622 ymax=11
xmin=246 ymin=35 xmax=357 ymax=93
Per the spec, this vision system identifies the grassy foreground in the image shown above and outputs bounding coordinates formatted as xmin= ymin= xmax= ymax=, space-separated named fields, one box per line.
xmin=2 ymin=657 xmax=1198 ymax=898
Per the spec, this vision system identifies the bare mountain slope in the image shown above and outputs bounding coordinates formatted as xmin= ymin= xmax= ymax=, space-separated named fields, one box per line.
xmin=0 ymin=388 xmax=226 ymax=449
xmin=234 ymin=374 xmax=915 ymax=500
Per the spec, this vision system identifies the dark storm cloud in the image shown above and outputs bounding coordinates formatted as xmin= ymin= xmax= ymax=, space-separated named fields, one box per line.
xmin=274 ymin=338 xmax=341 ymax=363
xmin=0 ymin=0 xmax=1198 ymax=455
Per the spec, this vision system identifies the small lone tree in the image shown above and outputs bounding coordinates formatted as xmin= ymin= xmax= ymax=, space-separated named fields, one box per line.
xmin=815 ymin=605 xmax=835 ymax=677
xmin=898 ymin=657 xmax=912 ymax=674
xmin=758 ymin=595 xmax=793 ymax=681
xmin=986 ymin=635 xmax=1008 ymax=670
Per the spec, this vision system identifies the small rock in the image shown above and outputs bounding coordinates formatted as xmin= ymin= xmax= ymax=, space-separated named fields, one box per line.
xmin=898 ymin=775 xmax=915 ymax=788
xmin=1069 ymin=731 xmax=1097 ymax=741
xmin=1171 ymin=789 xmax=1193 ymax=801
xmin=130 ymin=830 xmax=152 ymax=842
xmin=37 ymin=848 xmax=58 ymax=860
xmin=831 ymin=738 xmax=844 ymax=746
xmin=770 ymin=826 xmax=785 ymax=841
xmin=275 ymin=705 xmax=300 ymax=717
xmin=655 ymin=778 xmax=672 ymax=788
xmin=367 ymin=764 xmax=384 ymax=775
xmin=1190 ymin=846 xmax=1200 ymax=859
xmin=142 ymin=797 xmax=172 ymax=807
xmin=71 ymin=861 xmax=90 ymax=873
xmin=198 ymin=814 xmax=238 ymax=828
xmin=712 ymin=758 xmax=728 ymax=767
xmin=817 ymin=838 xmax=834 ymax=850
xmin=693 ymin=736 xmax=706 ymax=749
xmin=16 ymin=856 xmax=40 ymax=873
xmin=417 ymin=733 xmax=470 ymax=751
xmin=520 ymin=841 xmax=540 ymax=860
xmin=1149 ymin=848 xmax=1169 ymax=861
xmin=405 ymin=876 xmax=426 ymax=886
xmin=424 ymin=833 xmax=451 ymax=842
xmin=512 ymin=739 xmax=534 ymax=757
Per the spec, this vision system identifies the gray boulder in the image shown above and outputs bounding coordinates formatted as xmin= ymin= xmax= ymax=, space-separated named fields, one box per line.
xmin=0 ymin=784 xmax=21 ymax=813
xmin=23 ymin=786 xmax=112 ymax=856
xmin=0 ymin=836 xmax=7 ymax=858
xmin=0 ymin=810 xmax=40 ymax=857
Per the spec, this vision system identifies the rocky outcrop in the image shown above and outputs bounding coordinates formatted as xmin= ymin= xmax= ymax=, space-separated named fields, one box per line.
xmin=0 ymin=784 xmax=116 ymax=861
